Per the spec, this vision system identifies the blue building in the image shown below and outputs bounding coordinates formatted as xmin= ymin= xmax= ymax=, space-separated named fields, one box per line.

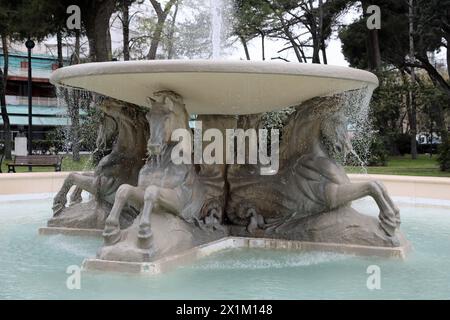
xmin=0 ymin=50 xmax=71 ymax=144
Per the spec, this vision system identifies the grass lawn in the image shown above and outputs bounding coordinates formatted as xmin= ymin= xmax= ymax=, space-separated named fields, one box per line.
xmin=346 ymin=154 xmax=450 ymax=177
xmin=2 ymin=153 xmax=450 ymax=178
xmin=1 ymin=154 xmax=94 ymax=174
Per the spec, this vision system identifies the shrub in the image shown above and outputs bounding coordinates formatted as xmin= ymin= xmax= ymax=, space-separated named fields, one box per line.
xmin=367 ymin=136 xmax=389 ymax=166
xmin=394 ymin=133 xmax=411 ymax=156
xmin=32 ymin=139 xmax=64 ymax=155
xmin=347 ymin=135 xmax=388 ymax=167
xmin=437 ymin=139 xmax=450 ymax=171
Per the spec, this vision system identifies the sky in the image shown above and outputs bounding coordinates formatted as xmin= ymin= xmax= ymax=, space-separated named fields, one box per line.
xmin=107 ymin=0 xmax=357 ymax=67
xmin=37 ymin=0 xmax=445 ymax=68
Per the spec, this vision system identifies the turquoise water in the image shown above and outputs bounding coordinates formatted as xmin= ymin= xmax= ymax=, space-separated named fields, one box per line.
xmin=0 ymin=196 xmax=450 ymax=299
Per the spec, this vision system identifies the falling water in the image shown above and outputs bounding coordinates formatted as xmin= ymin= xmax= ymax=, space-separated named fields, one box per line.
xmin=319 ymin=86 xmax=375 ymax=174
xmin=55 ymin=85 xmax=98 ymax=171
xmin=210 ymin=0 xmax=223 ymax=59
xmin=340 ymin=85 xmax=376 ymax=174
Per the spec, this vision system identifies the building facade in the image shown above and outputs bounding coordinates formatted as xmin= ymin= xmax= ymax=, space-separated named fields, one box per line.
xmin=0 ymin=49 xmax=71 ymax=153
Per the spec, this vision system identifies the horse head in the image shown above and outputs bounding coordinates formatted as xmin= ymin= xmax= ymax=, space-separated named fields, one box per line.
xmin=146 ymin=91 xmax=189 ymax=156
xmin=320 ymin=112 xmax=353 ymax=158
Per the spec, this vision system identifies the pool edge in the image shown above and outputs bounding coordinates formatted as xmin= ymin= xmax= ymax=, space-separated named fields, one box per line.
xmin=80 ymin=237 xmax=411 ymax=275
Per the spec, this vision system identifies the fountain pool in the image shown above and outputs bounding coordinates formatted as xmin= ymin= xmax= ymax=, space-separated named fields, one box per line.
xmin=1 ymin=195 xmax=449 ymax=300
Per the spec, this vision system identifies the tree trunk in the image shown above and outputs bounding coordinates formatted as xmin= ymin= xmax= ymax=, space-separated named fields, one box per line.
xmin=239 ymin=35 xmax=251 ymax=60
xmin=74 ymin=30 xmax=81 ymax=64
xmin=368 ymin=30 xmax=381 ymax=70
xmin=280 ymin=17 xmax=303 ymax=63
xmin=321 ymin=38 xmax=328 ymax=65
xmin=166 ymin=1 xmax=179 ymax=59
xmin=56 ymin=30 xmax=64 ymax=68
xmin=416 ymin=56 xmax=450 ymax=97
xmin=318 ymin=0 xmax=327 ymax=64
xmin=435 ymin=101 xmax=448 ymax=143
xmin=147 ymin=16 xmax=166 ymax=60
xmin=408 ymin=0 xmax=417 ymax=159
xmin=408 ymin=87 xmax=418 ymax=159
xmin=362 ymin=1 xmax=381 ymax=70
xmin=312 ymin=37 xmax=321 ymax=63
xmin=313 ymin=0 xmax=324 ymax=64
xmin=147 ymin=0 xmax=177 ymax=60
xmin=122 ymin=0 xmax=130 ymax=61
xmin=63 ymin=88 xmax=81 ymax=162
xmin=0 ymin=35 xmax=12 ymax=160
xmin=71 ymin=109 xmax=81 ymax=162
xmin=72 ymin=31 xmax=81 ymax=161
xmin=85 ymin=0 xmax=116 ymax=62
xmin=70 ymin=93 xmax=81 ymax=162
xmin=265 ymin=0 xmax=303 ymax=62
xmin=260 ymin=31 xmax=265 ymax=61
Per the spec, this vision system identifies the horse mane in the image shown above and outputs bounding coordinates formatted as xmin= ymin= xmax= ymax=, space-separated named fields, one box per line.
xmin=280 ymin=95 xmax=342 ymax=161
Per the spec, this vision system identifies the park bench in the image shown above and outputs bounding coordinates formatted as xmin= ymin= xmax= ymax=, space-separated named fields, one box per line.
xmin=7 ymin=155 xmax=63 ymax=173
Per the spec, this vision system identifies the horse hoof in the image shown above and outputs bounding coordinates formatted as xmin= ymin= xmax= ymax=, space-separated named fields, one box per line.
xmin=138 ymin=225 xmax=152 ymax=240
xmin=52 ymin=203 xmax=65 ymax=216
xmin=137 ymin=232 xmax=153 ymax=250
xmin=103 ymin=228 xmax=121 ymax=246
xmin=379 ymin=220 xmax=396 ymax=237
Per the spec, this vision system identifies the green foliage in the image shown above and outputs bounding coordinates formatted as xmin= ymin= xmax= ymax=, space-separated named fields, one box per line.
xmin=346 ymin=134 xmax=388 ymax=167
xmin=394 ymin=133 xmax=412 ymax=156
xmin=339 ymin=0 xmax=409 ymax=69
xmin=32 ymin=139 xmax=64 ymax=155
xmin=232 ymin=0 xmax=272 ymax=40
xmin=261 ymin=106 xmax=295 ymax=142
xmin=414 ymin=0 xmax=450 ymax=55
xmin=79 ymin=105 xmax=103 ymax=152
xmin=367 ymin=135 xmax=389 ymax=166
xmin=369 ymin=70 xmax=408 ymax=154
xmin=437 ymin=139 xmax=450 ymax=172
xmin=0 ymin=0 xmax=68 ymax=41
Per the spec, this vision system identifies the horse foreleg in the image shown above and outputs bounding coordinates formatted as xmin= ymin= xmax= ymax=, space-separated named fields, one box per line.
xmin=103 ymin=184 xmax=144 ymax=245
xmin=69 ymin=173 xmax=95 ymax=206
xmin=373 ymin=181 xmax=401 ymax=227
xmin=52 ymin=173 xmax=96 ymax=216
xmin=138 ymin=186 xmax=182 ymax=249
xmin=69 ymin=187 xmax=83 ymax=206
xmin=326 ymin=182 xmax=398 ymax=237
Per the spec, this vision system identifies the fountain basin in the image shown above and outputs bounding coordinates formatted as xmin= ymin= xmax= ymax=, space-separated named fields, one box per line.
xmin=1 ymin=195 xmax=449 ymax=299
xmin=50 ymin=60 xmax=379 ymax=114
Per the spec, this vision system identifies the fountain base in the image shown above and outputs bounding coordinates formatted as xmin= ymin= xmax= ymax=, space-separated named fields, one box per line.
xmin=97 ymin=211 xmax=228 ymax=262
xmin=230 ymin=206 xmax=406 ymax=248
xmin=82 ymin=236 xmax=411 ymax=275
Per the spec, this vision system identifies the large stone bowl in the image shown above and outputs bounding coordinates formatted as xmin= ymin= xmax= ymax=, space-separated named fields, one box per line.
xmin=50 ymin=60 xmax=378 ymax=114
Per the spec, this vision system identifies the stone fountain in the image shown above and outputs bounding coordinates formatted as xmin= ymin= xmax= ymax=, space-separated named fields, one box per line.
xmin=45 ymin=60 xmax=408 ymax=268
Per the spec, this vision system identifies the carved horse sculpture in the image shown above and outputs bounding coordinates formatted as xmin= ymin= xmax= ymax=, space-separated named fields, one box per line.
xmin=103 ymin=91 xmax=222 ymax=249
xmin=66 ymin=108 xmax=119 ymax=206
xmin=52 ymin=98 xmax=149 ymax=217
xmin=227 ymin=96 xmax=401 ymax=238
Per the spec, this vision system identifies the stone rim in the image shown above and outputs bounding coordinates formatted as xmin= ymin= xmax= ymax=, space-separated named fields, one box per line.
xmin=50 ymin=60 xmax=379 ymax=115
xmin=51 ymin=60 xmax=379 ymax=86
